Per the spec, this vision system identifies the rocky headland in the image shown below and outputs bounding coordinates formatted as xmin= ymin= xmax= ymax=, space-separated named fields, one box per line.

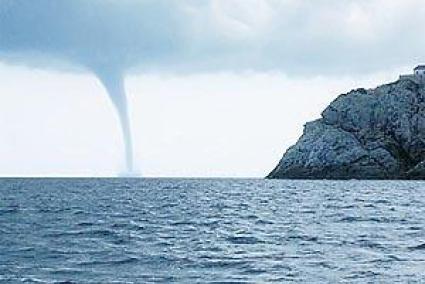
xmin=268 ymin=76 xmax=425 ymax=179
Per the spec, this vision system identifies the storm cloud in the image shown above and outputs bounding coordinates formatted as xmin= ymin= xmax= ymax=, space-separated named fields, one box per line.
xmin=2 ymin=0 xmax=425 ymax=75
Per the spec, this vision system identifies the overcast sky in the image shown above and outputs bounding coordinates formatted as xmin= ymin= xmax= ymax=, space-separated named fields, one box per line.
xmin=0 ymin=0 xmax=422 ymax=177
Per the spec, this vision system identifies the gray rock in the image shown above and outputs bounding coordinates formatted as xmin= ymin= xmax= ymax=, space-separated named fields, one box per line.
xmin=267 ymin=77 xmax=425 ymax=179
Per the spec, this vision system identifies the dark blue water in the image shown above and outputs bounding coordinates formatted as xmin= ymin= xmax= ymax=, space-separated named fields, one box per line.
xmin=1 ymin=178 xmax=425 ymax=283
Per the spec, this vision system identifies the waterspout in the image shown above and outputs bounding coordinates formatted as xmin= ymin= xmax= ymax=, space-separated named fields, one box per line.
xmin=96 ymin=69 xmax=134 ymax=175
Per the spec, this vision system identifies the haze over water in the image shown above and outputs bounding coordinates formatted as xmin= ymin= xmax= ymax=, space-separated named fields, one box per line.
xmin=1 ymin=178 xmax=425 ymax=283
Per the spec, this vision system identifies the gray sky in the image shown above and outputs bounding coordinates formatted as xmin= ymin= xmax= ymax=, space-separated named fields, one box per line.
xmin=1 ymin=0 xmax=425 ymax=74
xmin=0 ymin=0 xmax=422 ymax=176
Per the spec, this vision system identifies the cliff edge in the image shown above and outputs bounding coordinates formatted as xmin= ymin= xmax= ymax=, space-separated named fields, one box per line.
xmin=267 ymin=77 xmax=425 ymax=179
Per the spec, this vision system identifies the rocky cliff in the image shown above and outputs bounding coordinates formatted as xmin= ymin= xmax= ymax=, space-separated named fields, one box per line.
xmin=267 ymin=77 xmax=425 ymax=179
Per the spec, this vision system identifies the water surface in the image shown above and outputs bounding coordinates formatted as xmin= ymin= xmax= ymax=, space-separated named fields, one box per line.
xmin=1 ymin=178 xmax=425 ymax=283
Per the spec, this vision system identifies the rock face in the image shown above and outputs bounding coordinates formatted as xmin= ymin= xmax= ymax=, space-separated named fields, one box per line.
xmin=267 ymin=78 xmax=425 ymax=179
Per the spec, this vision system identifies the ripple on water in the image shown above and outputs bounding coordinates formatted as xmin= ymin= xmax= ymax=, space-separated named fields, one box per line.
xmin=77 ymin=256 xmax=140 ymax=266
xmin=226 ymin=236 xmax=263 ymax=245
xmin=408 ymin=243 xmax=425 ymax=251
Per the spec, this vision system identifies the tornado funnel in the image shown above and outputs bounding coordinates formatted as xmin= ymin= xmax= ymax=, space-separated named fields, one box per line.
xmin=96 ymin=69 xmax=134 ymax=175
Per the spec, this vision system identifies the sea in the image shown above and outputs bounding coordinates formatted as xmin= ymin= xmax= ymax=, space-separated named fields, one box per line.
xmin=1 ymin=178 xmax=425 ymax=283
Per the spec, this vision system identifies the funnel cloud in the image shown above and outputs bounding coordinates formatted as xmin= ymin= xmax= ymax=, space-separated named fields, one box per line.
xmin=96 ymin=68 xmax=134 ymax=173
xmin=2 ymin=0 xmax=425 ymax=174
